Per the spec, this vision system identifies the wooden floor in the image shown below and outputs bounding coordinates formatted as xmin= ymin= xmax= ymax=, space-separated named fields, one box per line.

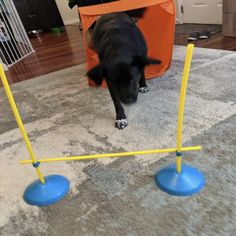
xmin=5 ymin=25 xmax=85 ymax=84
xmin=175 ymin=32 xmax=236 ymax=51
xmin=3 ymin=25 xmax=236 ymax=85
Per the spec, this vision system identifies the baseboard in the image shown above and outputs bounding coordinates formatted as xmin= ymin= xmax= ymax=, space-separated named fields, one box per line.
xmin=176 ymin=18 xmax=182 ymax=24
xmin=2 ymin=64 xmax=8 ymax=71
xmin=0 ymin=61 xmax=8 ymax=71
xmin=64 ymin=18 xmax=80 ymax=25
xmin=4 ymin=64 xmax=8 ymax=70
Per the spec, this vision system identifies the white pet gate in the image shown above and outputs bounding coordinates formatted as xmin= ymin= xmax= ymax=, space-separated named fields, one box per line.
xmin=0 ymin=0 xmax=34 ymax=68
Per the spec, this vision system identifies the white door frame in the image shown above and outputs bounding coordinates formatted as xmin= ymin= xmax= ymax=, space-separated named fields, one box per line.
xmin=175 ymin=0 xmax=184 ymax=24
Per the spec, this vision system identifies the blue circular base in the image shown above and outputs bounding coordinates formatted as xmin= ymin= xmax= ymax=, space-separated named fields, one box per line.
xmin=155 ymin=164 xmax=205 ymax=196
xmin=23 ymin=175 xmax=70 ymax=206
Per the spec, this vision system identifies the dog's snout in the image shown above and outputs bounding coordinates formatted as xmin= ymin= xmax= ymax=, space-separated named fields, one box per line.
xmin=121 ymin=96 xmax=137 ymax=104
xmin=118 ymin=84 xmax=139 ymax=104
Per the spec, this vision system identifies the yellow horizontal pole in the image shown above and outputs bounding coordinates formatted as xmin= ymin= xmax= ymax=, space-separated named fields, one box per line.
xmin=0 ymin=64 xmax=45 ymax=184
xmin=20 ymin=145 xmax=202 ymax=164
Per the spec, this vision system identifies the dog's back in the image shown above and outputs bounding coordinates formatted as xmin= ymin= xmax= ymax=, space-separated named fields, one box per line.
xmin=92 ymin=12 xmax=147 ymax=64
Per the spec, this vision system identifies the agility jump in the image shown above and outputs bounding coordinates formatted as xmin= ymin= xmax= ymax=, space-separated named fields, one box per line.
xmin=0 ymin=44 xmax=205 ymax=206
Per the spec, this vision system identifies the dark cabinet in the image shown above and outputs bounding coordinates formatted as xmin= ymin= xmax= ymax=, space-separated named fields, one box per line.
xmin=13 ymin=0 xmax=64 ymax=33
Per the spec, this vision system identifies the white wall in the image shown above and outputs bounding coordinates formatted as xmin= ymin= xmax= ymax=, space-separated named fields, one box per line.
xmin=55 ymin=0 xmax=80 ymax=25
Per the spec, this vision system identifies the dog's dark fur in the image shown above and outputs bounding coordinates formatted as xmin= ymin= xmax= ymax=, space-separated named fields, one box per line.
xmin=87 ymin=11 xmax=161 ymax=129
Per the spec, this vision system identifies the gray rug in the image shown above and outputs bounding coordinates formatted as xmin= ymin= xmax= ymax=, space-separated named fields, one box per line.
xmin=0 ymin=46 xmax=236 ymax=236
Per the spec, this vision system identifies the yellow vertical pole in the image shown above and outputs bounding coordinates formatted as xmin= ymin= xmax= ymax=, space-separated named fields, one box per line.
xmin=176 ymin=44 xmax=194 ymax=173
xmin=0 ymin=64 xmax=45 ymax=184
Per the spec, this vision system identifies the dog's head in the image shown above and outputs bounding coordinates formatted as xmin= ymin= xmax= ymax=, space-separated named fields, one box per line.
xmin=87 ymin=56 xmax=161 ymax=104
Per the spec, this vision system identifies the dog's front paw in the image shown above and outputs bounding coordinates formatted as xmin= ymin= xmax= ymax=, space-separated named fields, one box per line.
xmin=139 ymin=87 xmax=149 ymax=93
xmin=115 ymin=119 xmax=128 ymax=129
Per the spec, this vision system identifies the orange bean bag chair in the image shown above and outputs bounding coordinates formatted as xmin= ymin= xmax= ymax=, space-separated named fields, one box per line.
xmin=78 ymin=0 xmax=176 ymax=87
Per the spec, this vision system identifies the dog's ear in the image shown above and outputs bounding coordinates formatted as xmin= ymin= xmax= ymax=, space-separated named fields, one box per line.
xmin=87 ymin=63 xmax=104 ymax=85
xmin=133 ymin=56 xmax=161 ymax=66
xmin=145 ymin=57 xmax=162 ymax=65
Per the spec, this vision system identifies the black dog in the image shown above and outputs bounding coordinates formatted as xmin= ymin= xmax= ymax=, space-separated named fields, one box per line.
xmin=87 ymin=12 xmax=161 ymax=129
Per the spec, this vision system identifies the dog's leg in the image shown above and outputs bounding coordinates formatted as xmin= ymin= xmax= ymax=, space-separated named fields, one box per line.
xmin=107 ymin=83 xmax=128 ymax=129
xmin=139 ymin=70 xmax=149 ymax=93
